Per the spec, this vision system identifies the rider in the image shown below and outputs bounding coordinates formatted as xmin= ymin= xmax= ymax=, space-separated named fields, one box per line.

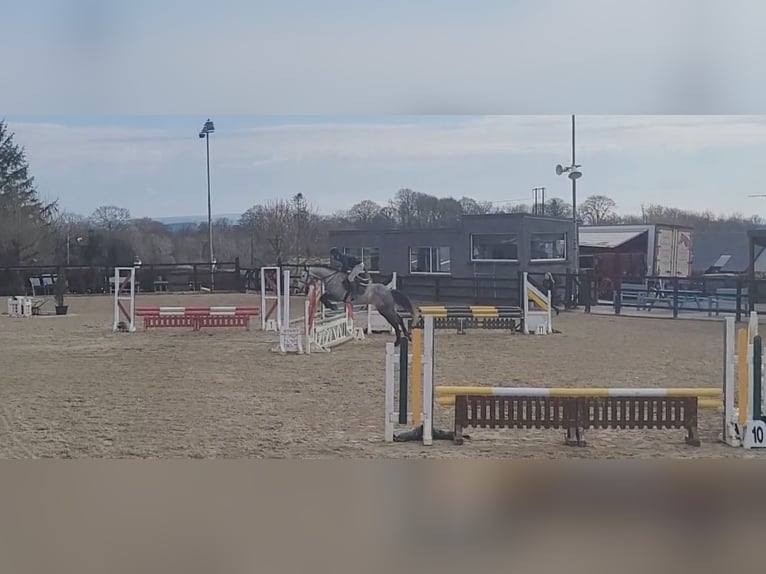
xmin=330 ymin=247 xmax=365 ymax=302
xmin=542 ymin=271 xmax=560 ymax=316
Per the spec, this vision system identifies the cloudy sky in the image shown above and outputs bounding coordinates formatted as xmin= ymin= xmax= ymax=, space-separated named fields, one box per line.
xmin=6 ymin=115 xmax=766 ymax=220
xmin=3 ymin=0 xmax=766 ymax=220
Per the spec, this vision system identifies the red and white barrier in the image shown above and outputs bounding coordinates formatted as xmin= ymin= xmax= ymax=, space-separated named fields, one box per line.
xmin=135 ymin=306 xmax=259 ymax=331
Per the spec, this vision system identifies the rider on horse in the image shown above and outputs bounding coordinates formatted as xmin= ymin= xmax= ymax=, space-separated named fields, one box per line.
xmin=330 ymin=247 xmax=366 ymax=302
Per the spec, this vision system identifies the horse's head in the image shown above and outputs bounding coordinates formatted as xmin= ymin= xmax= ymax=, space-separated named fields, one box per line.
xmin=297 ymin=266 xmax=313 ymax=294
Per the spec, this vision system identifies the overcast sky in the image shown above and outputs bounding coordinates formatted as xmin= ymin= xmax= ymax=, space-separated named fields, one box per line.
xmin=6 ymin=115 xmax=766 ymax=220
xmin=3 ymin=0 xmax=766 ymax=220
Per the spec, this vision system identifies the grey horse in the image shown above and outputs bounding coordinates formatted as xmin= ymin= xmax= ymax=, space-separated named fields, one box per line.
xmin=300 ymin=265 xmax=415 ymax=346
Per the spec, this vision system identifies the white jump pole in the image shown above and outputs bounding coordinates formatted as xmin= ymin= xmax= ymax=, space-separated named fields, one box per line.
xmin=422 ymin=314 xmax=434 ymax=446
xmin=282 ymin=268 xmax=291 ymax=328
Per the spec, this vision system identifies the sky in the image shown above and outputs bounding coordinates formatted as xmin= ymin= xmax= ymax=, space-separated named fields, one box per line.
xmin=3 ymin=1 xmax=766 ymax=220
xmin=6 ymin=115 xmax=766 ymax=220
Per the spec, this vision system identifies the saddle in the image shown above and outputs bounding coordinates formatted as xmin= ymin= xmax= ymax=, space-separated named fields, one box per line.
xmin=346 ymin=270 xmax=372 ymax=297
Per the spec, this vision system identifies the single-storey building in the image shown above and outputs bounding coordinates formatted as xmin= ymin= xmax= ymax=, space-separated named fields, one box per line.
xmin=689 ymin=230 xmax=766 ymax=276
xmin=327 ymin=213 xmax=577 ymax=279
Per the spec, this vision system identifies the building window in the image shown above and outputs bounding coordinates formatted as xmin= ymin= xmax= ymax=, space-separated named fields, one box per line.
xmin=342 ymin=247 xmax=380 ymax=272
xmin=530 ymin=232 xmax=567 ymax=261
xmin=409 ymin=246 xmax=451 ymax=274
xmin=470 ymin=234 xmax=518 ymax=261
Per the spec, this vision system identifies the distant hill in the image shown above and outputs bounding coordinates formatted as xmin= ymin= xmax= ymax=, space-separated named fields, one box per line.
xmin=150 ymin=214 xmax=242 ymax=230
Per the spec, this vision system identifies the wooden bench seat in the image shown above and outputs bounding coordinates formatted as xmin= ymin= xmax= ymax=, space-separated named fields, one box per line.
xmin=433 ymin=316 xmax=523 ymax=333
xmin=453 ymin=394 xmax=700 ymax=446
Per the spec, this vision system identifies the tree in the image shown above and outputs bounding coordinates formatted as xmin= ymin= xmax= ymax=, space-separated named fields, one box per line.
xmin=90 ymin=205 xmax=132 ymax=230
xmin=459 ymin=197 xmax=494 ymax=215
xmin=0 ymin=119 xmax=55 ymax=265
xmin=433 ymin=197 xmax=463 ymax=226
xmin=390 ymin=188 xmax=420 ymax=228
xmin=244 ymin=199 xmax=295 ymax=263
xmin=348 ymin=200 xmax=382 ymax=224
xmin=544 ymin=197 xmax=573 ymax=218
xmin=579 ymin=195 xmax=617 ymax=225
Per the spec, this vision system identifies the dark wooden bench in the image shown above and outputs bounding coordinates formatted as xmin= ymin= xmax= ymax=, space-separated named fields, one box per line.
xmin=708 ymin=287 xmax=749 ymax=316
xmin=453 ymin=394 xmax=700 ymax=446
xmin=415 ymin=307 xmax=524 ymax=334
xmin=433 ymin=315 xmax=522 ymax=334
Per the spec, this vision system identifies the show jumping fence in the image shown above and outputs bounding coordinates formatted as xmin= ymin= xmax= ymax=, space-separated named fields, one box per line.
xmin=385 ymin=313 xmax=766 ymax=449
xmin=111 ymin=266 xmax=259 ymax=332
xmin=270 ymin=268 xmax=361 ymax=355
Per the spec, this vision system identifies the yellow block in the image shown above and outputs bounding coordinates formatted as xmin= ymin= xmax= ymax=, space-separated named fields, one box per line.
xmin=526 ymin=287 xmax=549 ymax=311
xmin=434 ymin=386 xmax=493 ymax=396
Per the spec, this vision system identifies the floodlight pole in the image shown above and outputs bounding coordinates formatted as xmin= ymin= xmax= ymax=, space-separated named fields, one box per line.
xmin=206 ymin=132 xmax=213 ymax=290
xmin=555 ymin=115 xmax=583 ymax=308
xmin=571 ymin=114 xmax=578 ymax=276
xmin=199 ymin=118 xmax=216 ymax=290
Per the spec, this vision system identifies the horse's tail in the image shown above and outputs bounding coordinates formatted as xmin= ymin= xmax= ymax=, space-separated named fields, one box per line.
xmin=390 ymin=289 xmax=414 ymax=315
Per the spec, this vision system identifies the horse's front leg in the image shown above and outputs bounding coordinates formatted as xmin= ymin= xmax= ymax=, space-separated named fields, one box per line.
xmin=380 ymin=308 xmax=403 ymax=346
xmin=319 ymin=292 xmax=337 ymax=311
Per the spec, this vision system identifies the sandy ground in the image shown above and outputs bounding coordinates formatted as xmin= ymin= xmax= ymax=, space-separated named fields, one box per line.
xmin=0 ymin=292 xmax=763 ymax=459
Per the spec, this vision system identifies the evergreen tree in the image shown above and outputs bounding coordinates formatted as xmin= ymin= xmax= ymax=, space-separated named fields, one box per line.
xmin=0 ymin=119 xmax=55 ymax=264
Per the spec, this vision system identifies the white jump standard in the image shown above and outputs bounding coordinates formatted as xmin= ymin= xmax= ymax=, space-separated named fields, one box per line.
xmin=7 ymin=296 xmax=33 ymax=317
xmin=112 ymin=267 xmax=137 ymax=332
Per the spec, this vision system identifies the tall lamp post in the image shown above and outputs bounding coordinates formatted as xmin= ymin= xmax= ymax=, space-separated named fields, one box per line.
xmin=555 ymin=114 xmax=583 ymax=275
xmin=199 ymin=118 xmax=215 ymax=290
xmin=556 ymin=115 xmax=583 ymax=309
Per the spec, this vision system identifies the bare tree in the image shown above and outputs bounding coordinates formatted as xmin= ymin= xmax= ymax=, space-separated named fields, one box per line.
xmin=459 ymin=196 xmax=494 ymax=215
xmin=579 ymin=195 xmax=617 ymax=225
xmin=249 ymin=199 xmax=294 ymax=263
xmin=390 ymin=188 xmax=420 ymax=228
xmin=90 ymin=205 xmax=132 ymax=230
xmin=348 ymin=200 xmax=383 ymax=224
xmin=544 ymin=197 xmax=572 ymax=218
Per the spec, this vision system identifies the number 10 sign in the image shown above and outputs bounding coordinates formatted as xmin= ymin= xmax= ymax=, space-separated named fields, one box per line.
xmin=743 ymin=420 xmax=766 ymax=449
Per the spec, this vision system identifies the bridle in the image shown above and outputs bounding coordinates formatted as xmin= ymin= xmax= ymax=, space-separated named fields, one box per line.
xmin=297 ymin=265 xmax=342 ymax=294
